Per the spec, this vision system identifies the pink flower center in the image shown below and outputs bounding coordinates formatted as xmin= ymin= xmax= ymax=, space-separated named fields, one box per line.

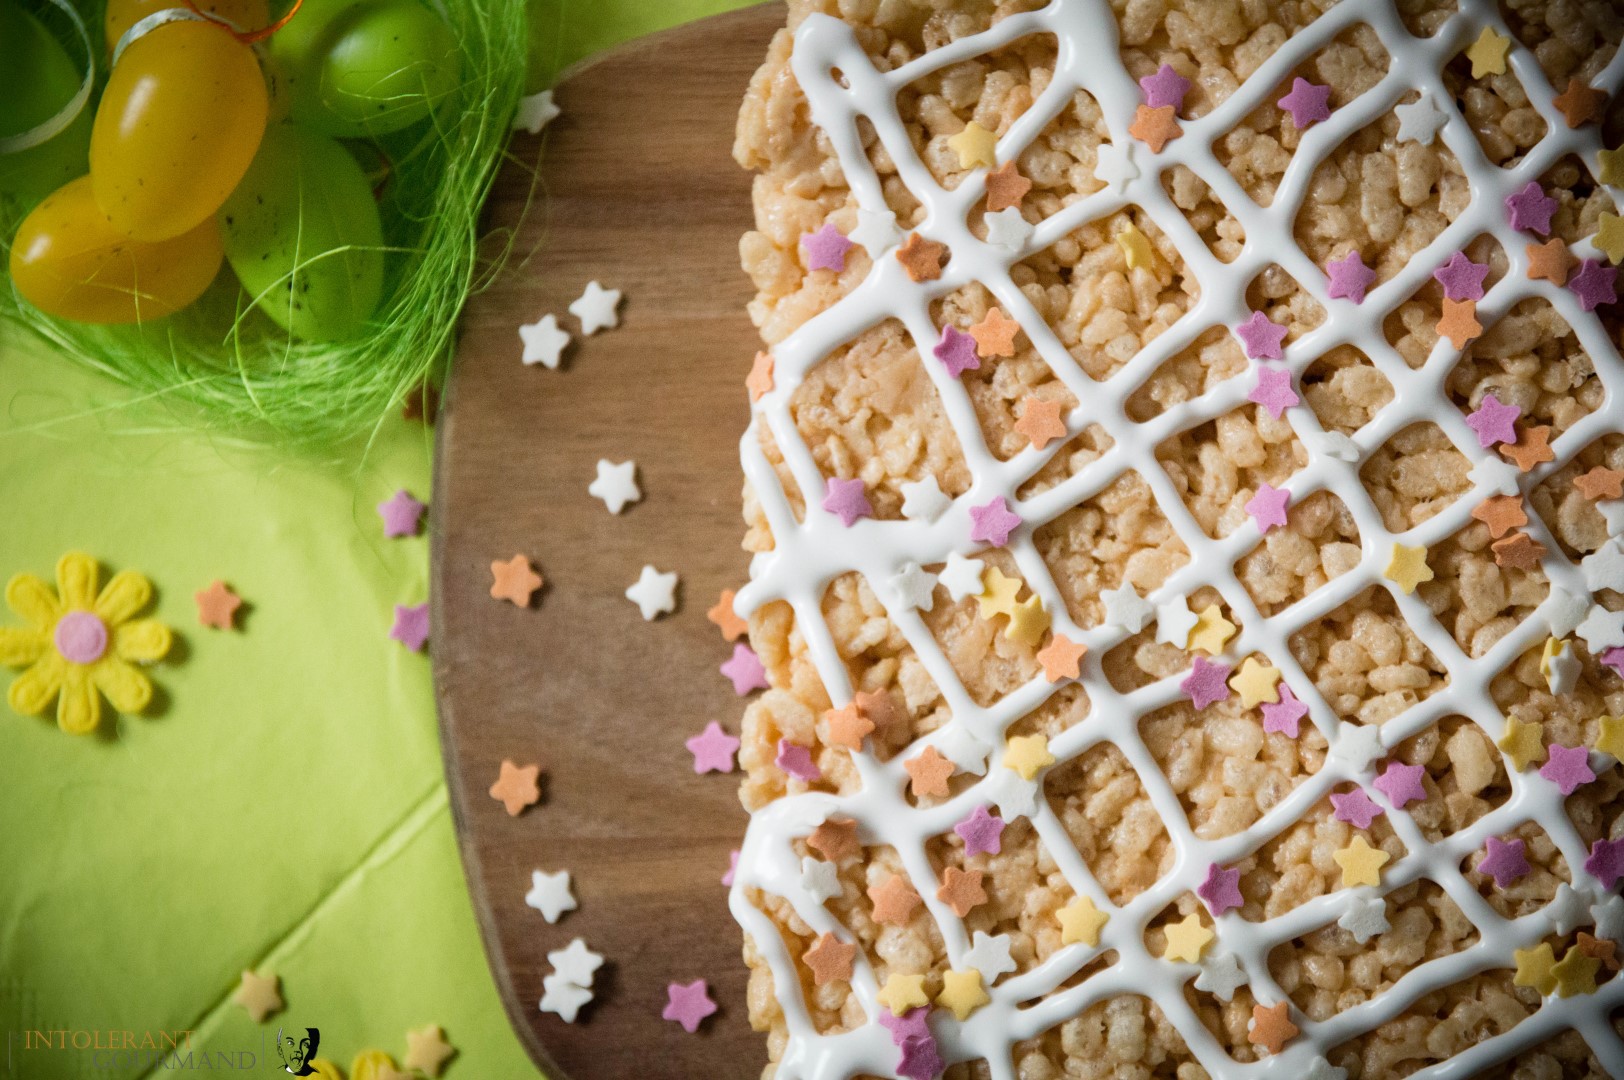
xmin=54 ymin=610 xmax=108 ymax=665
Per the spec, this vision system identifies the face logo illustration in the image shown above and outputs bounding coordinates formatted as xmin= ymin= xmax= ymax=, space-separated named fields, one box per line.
xmin=275 ymin=1027 xmax=320 ymax=1076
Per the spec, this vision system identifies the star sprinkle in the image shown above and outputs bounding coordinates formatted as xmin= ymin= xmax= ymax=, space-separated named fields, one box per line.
xmin=1578 ymin=606 xmax=1624 ymax=651
xmin=1595 ymin=893 xmax=1624 ymax=938
xmin=878 ymin=974 xmax=930 ymax=1017
xmin=1117 ymin=224 xmax=1154 ymax=270
xmin=1338 ymin=895 xmax=1389 ymax=943
xmin=976 ymin=567 xmax=1021 ymax=619
xmin=662 ymin=980 xmax=717 ymax=1032
xmin=588 ymin=459 xmax=640 ymax=514
xmin=720 ymin=643 xmax=768 ymax=695
xmin=1139 ymin=63 xmax=1191 ymax=110
xmin=1544 ymin=636 xmax=1580 ymax=694
xmin=489 ymin=759 xmax=541 ymax=816
xmin=896 ymin=233 xmax=948 ymax=282
xmin=1156 ymin=596 xmax=1199 ymax=647
xmin=1595 ymin=213 xmax=1624 ymax=266
xmin=955 ymin=805 xmax=1005 ymax=857
xmin=513 ymin=89 xmax=560 ymax=133
xmin=404 ymin=1026 xmax=454 ymax=1077
xmin=686 ymin=722 xmax=739 ymax=774
xmin=1596 ymin=716 xmax=1624 ymax=760
xmin=1470 ymin=455 xmax=1522 ymax=496
xmin=1004 ymin=734 xmax=1054 ymax=780
xmin=802 ymin=932 xmax=856 ymax=987
xmin=1570 ymin=258 xmax=1619 ymax=311
xmin=525 ymin=869 xmax=576 ymax=923
xmin=195 ymin=580 xmax=242 ymax=630
xmin=1464 ymin=394 xmax=1519 ymax=448
xmin=879 ymin=1009 xmax=931 ymax=1048
xmin=1330 ymin=787 xmax=1384 ymax=829
xmin=1249 ymin=1002 xmax=1298 ymax=1056
xmin=1129 ymin=103 xmax=1182 ymax=152
xmin=1015 ymin=396 xmax=1067 ymax=450
xmin=984 ymin=161 xmax=1031 ymax=212
xmin=1333 ymin=835 xmax=1390 ymax=888
xmin=490 ymin=555 xmax=543 ymax=607
xmin=1181 ymin=656 xmax=1232 ymax=709
xmin=1004 ymin=595 xmax=1049 ymax=647
xmin=937 ymin=726 xmax=991 ymax=775
xmin=822 ymin=476 xmax=874 ymax=527
xmin=1188 ymin=605 xmax=1236 ymax=655
xmin=1262 ymin=685 xmax=1309 ymax=737
xmin=1555 ymin=77 xmax=1607 ymax=127
xmin=1475 ymin=835 xmax=1531 ymax=889
xmin=940 ymin=553 xmax=987 ymax=601
xmin=1583 ymin=540 xmax=1624 ymax=592
xmin=1057 ymin=895 xmax=1108 ymax=946
xmin=984 ymin=206 xmax=1035 ymax=250
xmin=1472 ymin=494 xmax=1526 ymax=538
xmin=934 ymin=324 xmax=981 ymax=379
xmin=1576 ymin=467 xmax=1624 ymax=501
xmin=1506 ymin=181 xmax=1557 ymax=236
xmin=852 ymin=207 xmax=901 ymax=256
xmin=390 ymin=603 xmax=430 ymax=651
xmin=1195 ymin=952 xmax=1248 ymax=1001
xmin=896 ymin=1036 xmax=944 ymax=1080
xmin=1094 ymin=140 xmax=1138 ymax=192
xmin=988 ymin=768 xmax=1040 ymax=820
xmin=1384 ymin=542 xmax=1433 ymax=594
xmin=1527 ymin=238 xmax=1573 ymax=285
xmin=1541 ymin=743 xmax=1596 ymax=794
xmin=625 ymin=565 xmax=678 ymax=620
xmin=1547 ymin=586 xmax=1590 ymax=638
xmin=964 ymin=931 xmax=1016 ymax=981
xmin=540 ymin=973 xmax=593 ymax=1023
xmin=1433 ymin=251 xmax=1490 ymax=302
xmin=1498 ymin=716 xmax=1546 ymax=770
xmin=1373 ymin=760 xmax=1426 ymax=808
xmin=905 ymin=745 xmax=956 ymax=799
xmin=887 ymin=561 xmax=937 ymax=612
xmin=1395 ymin=93 xmax=1446 ymax=145
xmin=1604 ymin=646 xmax=1624 ymax=679
xmin=1101 ymin=584 xmax=1154 ymax=632
xmin=969 ymin=307 xmax=1021 ymax=358
xmin=1246 ymin=365 xmax=1300 ymax=420
xmin=1553 ymin=946 xmax=1601 ymax=997
xmin=1332 ymin=724 xmax=1385 ymax=773
xmin=870 ymin=874 xmax=922 ymax=925
xmin=1437 ymin=297 xmax=1482 ymax=348
xmin=1465 ymin=26 xmax=1510 ymax=78
xmin=969 ymin=496 xmax=1020 ymax=547
xmin=1161 ymin=913 xmax=1213 ymax=963
xmin=801 ymin=223 xmax=854 ymax=273
xmin=1513 ymin=942 xmax=1559 ymax=996
xmin=569 ymin=281 xmax=622 ymax=334
xmin=800 ymin=856 xmax=841 ymax=903
xmin=948 ymin=121 xmax=998 ymax=169
xmin=378 ymin=490 xmax=425 ymax=538
xmin=1581 ymin=931 xmax=1619 ymax=972
xmin=1244 ymin=483 xmax=1291 ymax=533
xmin=1550 ymin=882 xmax=1594 ymax=936
xmin=807 ymin=817 xmax=860 ymax=865
xmin=746 ymin=350 xmax=775 ymax=401
xmin=1325 ymin=250 xmax=1376 ymax=303
xmin=776 ymin=739 xmax=821 ymax=783
xmin=707 ymin=590 xmax=748 ymax=642
xmin=1037 ymin=634 xmax=1087 ymax=682
xmin=1197 ymin=863 xmax=1243 ymax=915
xmin=232 ymin=970 xmax=282 ymax=1023
xmin=1278 ymin=77 xmax=1332 ymax=128
xmin=519 ymin=313 xmax=570 ymax=368
xmin=936 ymin=969 xmax=990 ymax=1021
xmin=1492 ymin=531 xmax=1546 ymax=571
xmin=1587 ymin=837 xmax=1624 ymax=888
xmin=548 ymin=938 xmax=603 ymax=990
xmin=1229 ymin=657 xmax=1281 ymax=708
xmin=1501 ymin=424 xmax=1555 ymax=472
xmin=1234 ymin=311 xmax=1288 ymax=359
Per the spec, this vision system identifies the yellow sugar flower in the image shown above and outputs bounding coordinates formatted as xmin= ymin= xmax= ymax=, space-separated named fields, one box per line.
xmin=0 ymin=553 xmax=172 ymax=734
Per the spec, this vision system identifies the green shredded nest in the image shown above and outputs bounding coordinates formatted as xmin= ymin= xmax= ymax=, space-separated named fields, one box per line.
xmin=0 ymin=0 xmax=530 ymax=444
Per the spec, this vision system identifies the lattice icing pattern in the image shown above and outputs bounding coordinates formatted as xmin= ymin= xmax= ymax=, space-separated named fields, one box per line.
xmin=727 ymin=1 xmax=1624 ymax=1076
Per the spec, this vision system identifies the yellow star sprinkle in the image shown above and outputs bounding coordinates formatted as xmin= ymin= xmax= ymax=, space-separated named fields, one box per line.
xmin=1188 ymin=604 xmax=1236 ymax=655
xmin=1160 ymin=913 xmax=1214 ymax=964
xmin=948 ymin=121 xmax=998 ymax=170
xmin=1498 ymin=715 xmax=1547 ymax=771
xmin=1600 ymin=147 xmax=1624 ymax=188
xmin=231 ymin=969 xmax=283 ymax=1023
xmin=1004 ymin=734 xmax=1055 ymax=780
xmin=1597 ymin=213 xmax=1624 ymax=265
xmin=1513 ymin=942 xmax=1558 ymax=996
xmin=1333 ymin=835 xmax=1391 ymax=888
xmin=935 ymin=969 xmax=990 ymax=1020
xmin=1005 ymin=594 xmax=1050 ymax=647
xmin=1466 ymin=26 xmax=1510 ymax=78
xmin=1596 ymin=716 xmax=1624 ymax=760
xmin=976 ymin=567 xmax=1022 ymax=620
xmin=1117 ymin=225 xmax=1154 ymax=271
xmin=877 ymin=973 xmax=930 ymax=1016
xmin=1552 ymin=945 xmax=1601 ymax=997
xmin=1228 ymin=657 xmax=1282 ymax=709
xmin=1057 ymin=895 xmax=1109 ymax=946
xmin=1384 ymin=543 xmax=1433 ymax=594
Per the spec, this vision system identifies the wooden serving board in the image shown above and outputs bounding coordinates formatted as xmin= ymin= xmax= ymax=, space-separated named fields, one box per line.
xmin=430 ymin=4 xmax=785 ymax=1078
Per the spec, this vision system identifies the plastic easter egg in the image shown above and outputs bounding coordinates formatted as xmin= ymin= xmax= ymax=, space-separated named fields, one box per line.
xmin=103 ymin=0 xmax=268 ymax=52
xmin=89 ymin=19 xmax=268 ymax=241
xmin=218 ymin=124 xmax=384 ymax=342
xmin=10 ymin=175 xmax=224 ymax=323
xmin=270 ymin=0 xmax=460 ymax=137
xmin=0 ymin=2 xmax=92 ymax=198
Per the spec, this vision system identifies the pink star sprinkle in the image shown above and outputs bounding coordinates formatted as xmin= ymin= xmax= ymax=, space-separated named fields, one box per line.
xmin=720 ymin=642 xmax=768 ymax=695
xmin=1196 ymin=862 xmax=1243 ymax=915
xmin=879 ymin=1006 xmax=931 ymax=1045
xmin=777 ymin=738 xmax=822 ymax=783
xmin=389 ymin=602 xmax=429 ymax=651
xmin=1477 ymin=836 xmax=1530 ymax=888
xmin=1586 ymin=837 xmax=1624 ymax=889
xmin=1261 ymin=684 xmax=1309 ymax=737
xmin=1139 ymin=63 xmax=1191 ymax=110
xmin=1277 ymin=77 xmax=1332 ymax=127
xmin=662 ymin=979 xmax=718 ymax=1033
xmin=1464 ymin=393 xmax=1520 ymax=448
xmin=822 ymin=476 xmax=872 ymax=527
xmin=1373 ymin=761 xmax=1426 ymax=808
xmin=1245 ymin=482 xmax=1291 ymax=533
xmin=1540 ymin=743 xmax=1596 ymax=795
xmin=802 ymin=223 xmax=854 ymax=272
xmin=1570 ymin=259 xmax=1619 ymax=312
xmin=1433 ymin=252 xmax=1490 ymax=301
xmin=1326 ymin=250 xmax=1376 ymax=304
xmin=1234 ymin=311 xmax=1289 ymax=360
xmin=954 ymin=805 xmax=1006 ymax=857
xmin=722 ymin=848 xmax=739 ymax=886
xmin=377 ymin=489 xmax=425 ymax=538
xmin=934 ymin=325 xmax=982 ymax=378
xmin=1181 ymin=655 xmax=1232 ymax=709
xmin=1505 ymin=181 xmax=1557 ymax=235
xmin=1330 ymin=787 xmax=1384 ymax=829
xmin=1248 ymin=366 xmax=1300 ymax=419
xmin=1601 ymin=646 xmax=1624 ymax=680
xmin=897 ymin=1035 xmax=944 ymax=1080
xmin=686 ymin=721 xmax=740 ymax=774
xmin=969 ymin=496 xmax=1021 ymax=547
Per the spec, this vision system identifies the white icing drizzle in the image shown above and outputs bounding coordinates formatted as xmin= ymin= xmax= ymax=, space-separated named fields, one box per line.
xmin=727 ymin=2 xmax=1624 ymax=1076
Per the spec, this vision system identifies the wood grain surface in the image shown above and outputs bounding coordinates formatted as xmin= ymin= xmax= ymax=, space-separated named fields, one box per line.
xmin=430 ymin=5 xmax=783 ymax=1077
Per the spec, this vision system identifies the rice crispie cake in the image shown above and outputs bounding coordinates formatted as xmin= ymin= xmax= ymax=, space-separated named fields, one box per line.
xmin=724 ymin=1 xmax=1624 ymax=1077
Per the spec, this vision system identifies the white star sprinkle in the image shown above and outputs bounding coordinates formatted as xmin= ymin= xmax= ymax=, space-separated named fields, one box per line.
xmin=525 ymin=869 xmax=577 ymax=924
xmin=800 ymin=856 xmax=842 ymax=903
xmin=568 ymin=280 xmax=623 ymax=335
xmin=1308 ymin=430 xmax=1361 ymax=462
xmin=984 ymin=206 xmax=1035 ymax=251
xmin=1337 ymin=894 xmax=1389 ymax=943
xmin=987 ymin=768 xmax=1039 ymax=821
xmin=936 ymin=725 xmax=991 ymax=776
xmin=940 ymin=553 xmax=987 ymax=602
xmin=1546 ymin=883 xmax=1592 ymax=936
xmin=1304 ymin=1058 xmax=1349 ymax=1080
xmin=1155 ymin=596 xmax=1198 ymax=647
xmin=625 ymin=565 xmax=679 ymax=620
xmin=1469 ymin=456 xmax=1522 ymax=497
xmin=852 ymin=207 xmax=902 ymax=256
xmin=513 ymin=89 xmax=561 ymax=134
xmin=1395 ymin=93 xmax=1446 ymax=146
xmin=1093 ymin=140 xmax=1137 ymax=193
xmin=588 ymin=459 xmax=640 ymax=514
xmin=900 ymin=475 xmax=952 ymax=522
xmin=1599 ymin=498 xmax=1624 ymax=535
xmin=1546 ymin=586 xmax=1590 ymax=638
xmin=1331 ymin=724 xmax=1385 ymax=773
xmin=539 ymin=972 xmax=594 ymax=1022
xmin=1544 ymin=638 xmax=1580 ymax=694
xmin=1101 ymin=583 xmax=1154 ymax=632
xmin=1578 ymin=605 xmax=1624 ymax=651
xmin=519 ymin=313 xmax=571 ymax=368
xmin=1593 ymin=894 xmax=1624 ymax=940
xmin=890 ymin=561 xmax=939 ymax=612
xmin=1583 ymin=539 xmax=1624 ymax=592
xmin=1193 ymin=952 xmax=1247 ymax=1002
xmin=547 ymin=939 xmax=605 ymax=989
xmin=963 ymin=931 xmax=1016 ymax=982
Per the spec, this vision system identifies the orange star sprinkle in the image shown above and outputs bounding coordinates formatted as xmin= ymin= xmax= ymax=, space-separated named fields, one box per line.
xmin=1128 ymin=104 xmax=1181 ymax=153
xmin=489 ymin=555 xmax=543 ymax=607
xmin=1554 ymin=77 xmax=1608 ymax=128
xmin=488 ymin=759 xmax=542 ymax=816
xmin=1036 ymin=633 xmax=1087 ymax=682
xmin=868 ymin=874 xmax=921 ymax=925
xmin=1527 ymin=238 xmax=1573 ymax=286
xmin=1500 ymin=424 xmax=1555 ymax=472
xmin=746 ymin=351 xmax=775 ymax=401
xmin=195 ymin=580 xmax=243 ymax=630
xmin=969 ymin=307 xmax=1021 ymax=358
xmin=1014 ymin=396 xmax=1067 ymax=451
xmin=1471 ymin=495 xmax=1527 ymax=539
xmin=1248 ymin=1002 xmax=1298 ymax=1055
xmin=1578 ymin=931 xmax=1621 ymax=971
xmin=1437 ymin=297 xmax=1481 ymax=349
xmin=985 ymin=160 xmax=1032 ymax=213
xmin=1491 ymin=531 xmax=1547 ymax=570
xmin=904 ymin=745 xmax=956 ymax=798
xmin=1575 ymin=467 xmax=1624 ymax=501
xmin=825 ymin=702 xmax=875 ymax=750
xmin=854 ymin=689 xmax=901 ymax=739
xmin=707 ymin=589 xmax=749 ymax=641
xmin=803 ymin=932 xmax=857 ymax=985
xmin=808 ymin=816 xmax=861 ymax=863
xmin=936 ymin=866 xmax=988 ymax=917
xmin=896 ymin=233 xmax=949 ymax=282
